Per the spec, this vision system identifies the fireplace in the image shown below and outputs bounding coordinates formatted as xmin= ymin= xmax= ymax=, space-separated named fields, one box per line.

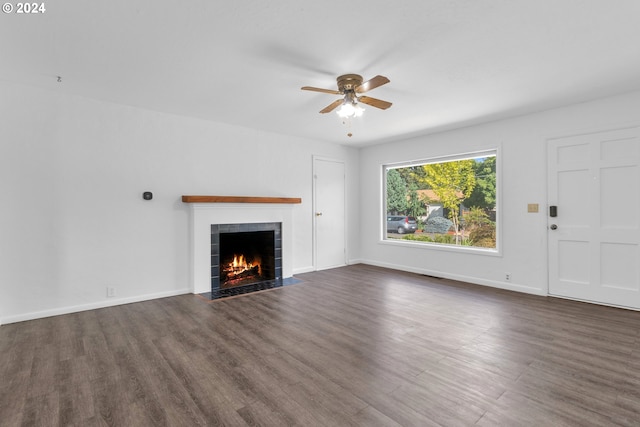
xmin=211 ymin=222 xmax=282 ymax=298
xmin=184 ymin=197 xmax=297 ymax=295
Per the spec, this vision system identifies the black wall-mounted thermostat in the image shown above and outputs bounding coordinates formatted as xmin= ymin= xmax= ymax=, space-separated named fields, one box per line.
xmin=143 ymin=191 xmax=153 ymax=200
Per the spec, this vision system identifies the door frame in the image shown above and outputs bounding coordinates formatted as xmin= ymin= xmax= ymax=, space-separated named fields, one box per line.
xmin=312 ymin=155 xmax=347 ymax=271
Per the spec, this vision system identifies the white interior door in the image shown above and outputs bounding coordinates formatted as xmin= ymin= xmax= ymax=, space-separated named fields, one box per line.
xmin=313 ymin=157 xmax=346 ymax=270
xmin=548 ymin=126 xmax=640 ymax=309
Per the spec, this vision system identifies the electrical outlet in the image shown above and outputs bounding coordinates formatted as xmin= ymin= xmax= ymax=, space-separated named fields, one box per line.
xmin=106 ymin=287 xmax=116 ymax=297
xmin=505 ymin=273 xmax=511 ymax=281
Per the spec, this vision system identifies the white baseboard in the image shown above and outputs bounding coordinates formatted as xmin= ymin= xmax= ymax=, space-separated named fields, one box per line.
xmin=0 ymin=288 xmax=191 ymax=325
xmin=359 ymin=259 xmax=547 ymax=297
xmin=293 ymin=259 xmax=368 ymax=275
xmin=0 ymin=262 xmax=547 ymax=325
xmin=293 ymin=266 xmax=315 ymax=275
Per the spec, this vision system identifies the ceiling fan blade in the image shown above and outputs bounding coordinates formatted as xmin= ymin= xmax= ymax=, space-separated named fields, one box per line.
xmin=356 ymin=75 xmax=390 ymax=93
xmin=319 ymin=99 xmax=344 ymax=114
xmin=301 ymin=86 xmax=342 ymax=95
xmin=358 ymin=96 xmax=392 ymax=110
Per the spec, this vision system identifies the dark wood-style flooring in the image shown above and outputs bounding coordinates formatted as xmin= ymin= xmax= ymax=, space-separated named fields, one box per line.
xmin=2 ymin=264 xmax=640 ymax=426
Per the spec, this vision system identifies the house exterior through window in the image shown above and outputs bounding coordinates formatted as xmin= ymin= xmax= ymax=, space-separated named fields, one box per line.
xmin=383 ymin=149 xmax=498 ymax=252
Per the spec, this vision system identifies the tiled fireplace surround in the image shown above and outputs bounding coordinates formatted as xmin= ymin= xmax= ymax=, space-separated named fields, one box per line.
xmin=187 ymin=202 xmax=295 ymax=294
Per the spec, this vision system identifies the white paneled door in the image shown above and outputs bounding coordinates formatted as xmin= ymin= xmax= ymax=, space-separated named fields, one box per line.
xmin=313 ymin=157 xmax=346 ymax=270
xmin=548 ymin=126 xmax=640 ymax=309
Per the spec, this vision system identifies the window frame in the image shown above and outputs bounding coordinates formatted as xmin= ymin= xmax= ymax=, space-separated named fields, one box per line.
xmin=381 ymin=148 xmax=501 ymax=256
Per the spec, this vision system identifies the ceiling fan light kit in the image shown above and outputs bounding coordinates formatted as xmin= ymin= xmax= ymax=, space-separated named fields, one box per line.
xmin=336 ymin=90 xmax=364 ymax=118
xmin=301 ymin=73 xmax=392 ymax=118
xmin=336 ymin=102 xmax=364 ymax=119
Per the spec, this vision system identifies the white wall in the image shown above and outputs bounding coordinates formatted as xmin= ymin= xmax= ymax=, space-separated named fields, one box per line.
xmin=0 ymin=81 xmax=359 ymax=324
xmin=4 ymin=81 xmax=640 ymax=325
xmin=359 ymin=90 xmax=640 ymax=295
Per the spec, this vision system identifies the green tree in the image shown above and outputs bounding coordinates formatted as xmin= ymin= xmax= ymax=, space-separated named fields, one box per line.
xmin=466 ymin=207 xmax=496 ymax=248
xmin=398 ymin=166 xmax=429 ymax=189
xmin=406 ymin=183 xmax=426 ymax=219
xmin=422 ymin=159 xmax=476 ymax=243
xmin=386 ymin=169 xmax=408 ymax=214
xmin=465 ymin=206 xmax=491 ymax=228
xmin=465 ymin=156 xmax=496 ymax=210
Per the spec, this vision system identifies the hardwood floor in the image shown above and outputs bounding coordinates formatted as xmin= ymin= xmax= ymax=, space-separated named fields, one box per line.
xmin=2 ymin=264 xmax=640 ymax=426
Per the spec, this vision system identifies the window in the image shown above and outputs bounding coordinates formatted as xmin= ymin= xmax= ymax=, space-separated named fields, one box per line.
xmin=383 ymin=150 xmax=498 ymax=251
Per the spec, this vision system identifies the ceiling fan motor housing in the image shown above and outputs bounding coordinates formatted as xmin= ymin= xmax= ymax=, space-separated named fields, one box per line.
xmin=337 ymin=74 xmax=363 ymax=93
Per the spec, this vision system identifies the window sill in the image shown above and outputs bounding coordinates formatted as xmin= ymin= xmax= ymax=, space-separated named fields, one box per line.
xmin=379 ymin=237 xmax=501 ymax=256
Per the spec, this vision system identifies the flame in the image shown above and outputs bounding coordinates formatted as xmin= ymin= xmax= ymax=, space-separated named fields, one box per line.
xmin=232 ymin=254 xmax=246 ymax=269
xmin=225 ymin=254 xmax=262 ymax=278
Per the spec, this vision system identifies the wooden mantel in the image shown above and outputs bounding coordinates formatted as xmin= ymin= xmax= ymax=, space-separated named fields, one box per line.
xmin=182 ymin=195 xmax=302 ymax=204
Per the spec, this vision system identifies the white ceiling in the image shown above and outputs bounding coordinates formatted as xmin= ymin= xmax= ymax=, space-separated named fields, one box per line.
xmin=3 ymin=0 xmax=640 ymax=146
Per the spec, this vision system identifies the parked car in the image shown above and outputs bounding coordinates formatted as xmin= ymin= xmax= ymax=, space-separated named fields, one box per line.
xmin=387 ymin=215 xmax=418 ymax=234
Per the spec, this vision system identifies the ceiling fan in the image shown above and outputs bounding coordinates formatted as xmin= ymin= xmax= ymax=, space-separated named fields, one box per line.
xmin=301 ymin=74 xmax=392 ymax=117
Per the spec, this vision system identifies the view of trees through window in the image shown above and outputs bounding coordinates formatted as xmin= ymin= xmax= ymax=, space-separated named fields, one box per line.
xmin=385 ymin=151 xmax=497 ymax=249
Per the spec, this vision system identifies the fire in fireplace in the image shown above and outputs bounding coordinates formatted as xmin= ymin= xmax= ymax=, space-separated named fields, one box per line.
xmin=210 ymin=222 xmax=282 ymax=298
xmin=222 ymin=253 xmax=261 ymax=284
xmin=220 ymin=230 xmax=275 ymax=288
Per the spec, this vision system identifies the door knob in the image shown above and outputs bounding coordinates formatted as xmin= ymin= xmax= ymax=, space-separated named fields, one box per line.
xmin=550 ymin=224 xmax=558 ymax=230
xmin=315 ymin=212 xmax=323 ymax=216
